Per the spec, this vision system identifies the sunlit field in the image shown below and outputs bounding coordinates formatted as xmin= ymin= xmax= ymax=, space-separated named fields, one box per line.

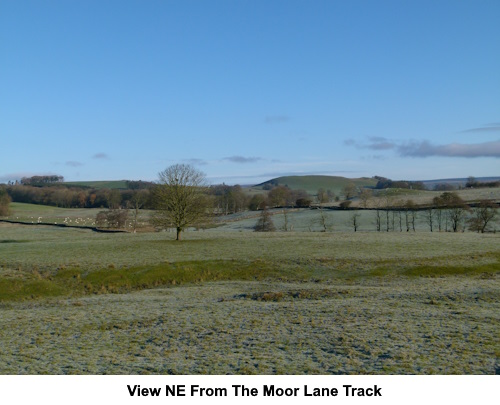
xmin=0 ymin=217 xmax=499 ymax=374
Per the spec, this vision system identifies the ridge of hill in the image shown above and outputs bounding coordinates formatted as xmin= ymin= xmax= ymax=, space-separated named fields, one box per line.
xmin=255 ymin=175 xmax=378 ymax=194
xmin=54 ymin=175 xmax=500 ymax=192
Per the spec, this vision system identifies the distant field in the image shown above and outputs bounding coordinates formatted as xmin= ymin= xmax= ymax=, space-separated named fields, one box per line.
xmin=63 ymin=180 xmax=130 ymax=189
xmin=4 ymin=200 xmax=500 ymax=233
xmin=366 ymin=186 xmax=500 ymax=207
xmin=3 ymin=203 xmax=151 ymax=230
xmin=1 ymin=198 xmax=499 ymax=374
xmin=255 ymin=175 xmax=378 ymax=195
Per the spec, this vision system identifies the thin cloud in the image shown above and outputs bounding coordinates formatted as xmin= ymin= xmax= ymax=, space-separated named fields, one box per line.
xmin=66 ymin=161 xmax=84 ymax=167
xmin=398 ymin=140 xmax=500 ymax=158
xmin=183 ymin=158 xmax=208 ymax=166
xmin=223 ymin=156 xmax=263 ymax=164
xmin=345 ymin=136 xmax=500 ymax=158
xmin=460 ymin=124 xmax=500 ymax=133
xmin=367 ymin=136 xmax=397 ymax=150
xmin=264 ymin=115 xmax=290 ymax=124
xmin=93 ymin=153 xmax=109 ymax=159
xmin=361 ymin=155 xmax=388 ymax=161
xmin=344 ymin=137 xmax=396 ymax=150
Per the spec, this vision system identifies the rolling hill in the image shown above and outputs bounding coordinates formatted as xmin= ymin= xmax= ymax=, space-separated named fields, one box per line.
xmin=254 ymin=175 xmax=378 ymax=194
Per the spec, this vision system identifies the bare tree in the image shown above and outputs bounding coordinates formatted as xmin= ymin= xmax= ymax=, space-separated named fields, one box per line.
xmin=404 ymin=199 xmax=416 ymax=232
xmin=107 ymin=189 xmax=122 ymax=209
xmin=359 ymin=188 xmax=372 ymax=208
xmin=282 ymin=208 xmax=292 ymax=231
xmin=394 ymin=199 xmax=404 ymax=231
xmin=96 ymin=209 xmax=128 ymax=229
xmin=374 ymin=200 xmax=383 ymax=232
xmin=425 ymin=207 xmax=434 ymax=232
xmin=349 ymin=210 xmax=361 ymax=232
xmin=317 ymin=207 xmax=333 ymax=232
xmin=211 ymin=184 xmax=248 ymax=214
xmin=151 ymin=164 xmax=210 ymax=240
xmin=254 ymin=208 xmax=276 ymax=232
xmin=128 ymin=189 xmax=149 ymax=232
xmin=268 ymin=185 xmax=291 ymax=207
xmin=439 ymin=192 xmax=469 ymax=232
xmin=342 ymin=182 xmax=357 ymax=200
xmin=433 ymin=196 xmax=444 ymax=231
xmin=382 ymin=191 xmax=392 ymax=232
xmin=248 ymin=194 xmax=267 ymax=211
xmin=316 ymin=188 xmax=331 ymax=204
xmin=468 ymin=200 xmax=498 ymax=233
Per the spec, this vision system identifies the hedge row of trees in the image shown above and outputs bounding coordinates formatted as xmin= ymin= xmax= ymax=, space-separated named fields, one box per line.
xmin=5 ymin=185 xmax=154 ymax=210
xmin=253 ymin=193 xmax=497 ymax=234
xmin=465 ymin=176 xmax=500 ymax=188
xmin=4 ymin=180 xmax=312 ymax=214
xmin=373 ymin=176 xmax=426 ymax=190
xmin=2 ymin=168 xmax=498 ymax=237
xmin=20 ymin=175 xmax=64 ymax=185
xmin=367 ymin=192 xmax=498 ymax=233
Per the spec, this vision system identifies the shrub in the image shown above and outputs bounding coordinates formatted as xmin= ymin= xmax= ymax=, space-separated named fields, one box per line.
xmin=254 ymin=209 xmax=276 ymax=232
xmin=296 ymin=198 xmax=312 ymax=208
xmin=339 ymin=200 xmax=352 ymax=209
xmin=96 ymin=209 xmax=128 ymax=229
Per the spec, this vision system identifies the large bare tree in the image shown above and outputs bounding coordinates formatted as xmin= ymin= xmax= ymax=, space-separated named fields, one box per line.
xmin=151 ymin=164 xmax=210 ymax=240
xmin=468 ymin=200 xmax=498 ymax=233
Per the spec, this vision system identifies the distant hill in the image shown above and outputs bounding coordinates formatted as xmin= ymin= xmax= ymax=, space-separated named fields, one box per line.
xmin=255 ymin=175 xmax=378 ymax=195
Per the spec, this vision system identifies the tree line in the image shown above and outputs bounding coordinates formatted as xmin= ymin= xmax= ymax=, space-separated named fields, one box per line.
xmin=1 ymin=167 xmax=498 ymax=237
xmin=5 ymin=184 xmax=154 ymax=210
xmin=2 ymin=177 xmax=313 ymax=213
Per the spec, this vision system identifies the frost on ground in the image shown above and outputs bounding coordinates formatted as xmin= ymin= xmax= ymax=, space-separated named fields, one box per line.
xmin=1 ymin=276 xmax=498 ymax=374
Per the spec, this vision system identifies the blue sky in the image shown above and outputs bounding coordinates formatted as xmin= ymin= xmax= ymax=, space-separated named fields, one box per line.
xmin=1 ymin=0 xmax=499 ymax=185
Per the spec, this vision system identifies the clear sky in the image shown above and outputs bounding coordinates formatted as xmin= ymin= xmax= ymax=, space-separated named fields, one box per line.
xmin=1 ymin=0 xmax=499 ymax=185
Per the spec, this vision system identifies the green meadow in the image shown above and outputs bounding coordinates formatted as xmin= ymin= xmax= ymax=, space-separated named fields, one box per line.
xmin=1 ymin=208 xmax=499 ymax=374
xmin=255 ymin=175 xmax=378 ymax=195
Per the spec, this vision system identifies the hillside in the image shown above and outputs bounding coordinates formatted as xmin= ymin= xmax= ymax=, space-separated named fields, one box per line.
xmin=255 ymin=175 xmax=378 ymax=194
xmin=62 ymin=180 xmax=130 ymax=189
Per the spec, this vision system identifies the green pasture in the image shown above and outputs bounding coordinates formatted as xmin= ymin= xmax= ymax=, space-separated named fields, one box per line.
xmin=6 ymin=201 xmax=499 ymax=233
xmin=4 ymin=202 xmax=151 ymax=229
xmin=0 ymin=202 xmax=499 ymax=374
xmin=368 ymin=186 xmax=500 ymax=206
xmin=255 ymin=175 xmax=377 ymax=195
xmin=1 ymin=222 xmax=499 ymax=299
xmin=62 ymin=180 xmax=130 ymax=189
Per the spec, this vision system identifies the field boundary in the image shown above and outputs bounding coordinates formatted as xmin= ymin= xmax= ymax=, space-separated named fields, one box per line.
xmin=0 ymin=219 xmax=127 ymax=233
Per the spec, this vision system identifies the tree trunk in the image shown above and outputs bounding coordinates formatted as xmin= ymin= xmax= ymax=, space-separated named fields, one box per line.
xmin=176 ymin=227 xmax=182 ymax=241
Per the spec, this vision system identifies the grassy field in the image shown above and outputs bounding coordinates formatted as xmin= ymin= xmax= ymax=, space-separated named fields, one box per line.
xmin=0 ymin=218 xmax=499 ymax=374
xmin=255 ymin=175 xmax=378 ymax=195
xmin=3 ymin=202 xmax=151 ymax=230
xmin=365 ymin=186 xmax=500 ymax=207
xmin=6 ymin=199 xmax=499 ymax=233
xmin=62 ymin=180 xmax=130 ymax=189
